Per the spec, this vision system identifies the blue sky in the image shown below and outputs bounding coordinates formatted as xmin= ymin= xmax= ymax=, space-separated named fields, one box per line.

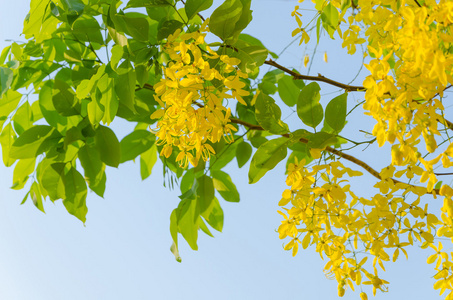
xmin=0 ymin=1 xmax=444 ymax=299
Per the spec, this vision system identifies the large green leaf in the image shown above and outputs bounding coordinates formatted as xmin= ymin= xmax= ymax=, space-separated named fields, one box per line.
xmin=116 ymin=14 xmax=149 ymax=42
xmin=63 ymin=167 xmax=88 ymax=223
xmin=78 ymin=143 xmax=106 ymax=197
xmin=212 ymin=170 xmax=239 ymax=202
xmin=196 ymin=175 xmax=214 ymax=214
xmin=0 ymin=89 xmax=21 ymax=120
xmin=249 ymin=137 xmax=288 ymax=184
xmin=278 ymin=75 xmax=300 ymax=107
xmin=98 ymin=75 xmax=118 ymax=125
xmin=297 ymin=82 xmax=323 ymax=128
xmin=11 ymin=158 xmax=36 ymax=190
xmin=186 ymin=0 xmax=213 ymax=20
xmin=255 ymin=92 xmax=289 ymax=134
xmin=201 ymin=197 xmax=223 ymax=232
xmin=9 ymin=125 xmax=62 ymax=159
xmin=0 ymin=123 xmax=16 ymax=166
xmin=115 ymin=62 xmax=136 ymax=113
xmin=95 ymin=125 xmax=120 ymax=168
xmin=12 ymin=101 xmax=32 ymax=135
xmin=325 ymin=93 xmax=347 ymax=133
xmin=120 ymin=130 xmax=155 ymax=163
xmin=71 ymin=15 xmax=104 ymax=44
xmin=236 ymin=141 xmax=252 ymax=168
xmin=127 ymin=0 xmax=173 ymax=7
xmin=30 ymin=181 xmax=45 ymax=213
xmin=140 ymin=144 xmax=157 ymax=180
xmin=308 ymin=132 xmax=337 ymax=149
xmin=175 ymin=197 xmax=198 ymax=250
xmin=209 ymin=0 xmax=252 ymax=42
xmin=52 ymin=79 xmax=80 ymax=116
xmin=0 ymin=67 xmax=13 ymax=97
xmin=41 ymin=162 xmax=66 ymax=201
xmin=157 ymin=20 xmax=184 ymax=40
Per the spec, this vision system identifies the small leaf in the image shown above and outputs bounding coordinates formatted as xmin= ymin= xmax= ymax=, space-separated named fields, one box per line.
xmin=78 ymin=143 xmax=106 ymax=197
xmin=140 ymin=144 xmax=157 ymax=180
xmin=249 ymin=137 xmax=288 ymax=184
xmin=196 ymin=175 xmax=214 ymax=214
xmin=157 ymin=20 xmax=183 ymax=40
xmin=278 ymin=75 xmax=300 ymax=107
xmin=10 ymin=125 xmax=62 ymax=159
xmin=95 ymin=125 xmax=120 ymax=167
xmin=120 ymin=130 xmax=155 ymax=163
xmin=255 ymin=93 xmax=289 ymax=134
xmin=212 ymin=170 xmax=240 ymax=202
xmin=63 ymin=167 xmax=88 ymax=223
xmin=236 ymin=141 xmax=252 ymax=168
xmin=308 ymin=132 xmax=337 ymax=149
xmin=297 ymin=82 xmax=323 ymax=128
xmin=186 ymin=0 xmax=213 ymax=20
xmin=41 ymin=162 xmax=66 ymax=201
xmin=325 ymin=93 xmax=347 ymax=133
xmin=201 ymin=197 xmax=224 ymax=232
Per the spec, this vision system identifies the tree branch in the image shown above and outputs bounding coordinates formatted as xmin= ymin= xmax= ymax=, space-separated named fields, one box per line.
xmin=230 ymin=117 xmax=440 ymax=195
xmin=264 ymin=59 xmax=366 ymax=92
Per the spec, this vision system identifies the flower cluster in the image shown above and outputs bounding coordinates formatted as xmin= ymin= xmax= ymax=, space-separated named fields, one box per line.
xmin=277 ymin=158 xmax=453 ymax=298
xmin=151 ymin=22 xmax=248 ymax=167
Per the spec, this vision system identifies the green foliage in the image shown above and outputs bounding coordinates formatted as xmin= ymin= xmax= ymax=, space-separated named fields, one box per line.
xmin=0 ymin=0 xmax=353 ymax=261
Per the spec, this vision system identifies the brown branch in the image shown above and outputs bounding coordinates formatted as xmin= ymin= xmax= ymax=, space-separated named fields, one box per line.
xmin=264 ymin=59 xmax=366 ymax=92
xmin=230 ymin=117 xmax=440 ymax=195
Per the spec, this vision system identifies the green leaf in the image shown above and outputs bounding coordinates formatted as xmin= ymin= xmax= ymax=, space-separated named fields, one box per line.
xmin=175 ymin=198 xmax=198 ymax=250
xmin=72 ymin=15 xmax=104 ymax=44
xmin=157 ymin=20 xmax=184 ymax=40
xmin=95 ymin=125 xmax=120 ymax=168
xmin=196 ymin=175 xmax=214 ymax=214
xmin=115 ymin=62 xmax=136 ymax=113
xmin=297 ymin=82 xmax=323 ymax=128
xmin=186 ymin=0 xmax=213 ymax=20
xmin=212 ymin=170 xmax=239 ymax=202
xmin=258 ymin=69 xmax=284 ymax=95
xmin=0 ymin=123 xmax=17 ymax=166
xmin=98 ymin=75 xmax=118 ymax=125
xmin=325 ymin=93 xmax=347 ymax=133
xmin=0 ymin=89 xmax=21 ymax=120
xmin=120 ymin=130 xmax=155 ymax=163
xmin=255 ymin=92 xmax=289 ymax=134
xmin=62 ymin=0 xmax=85 ymax=14
xmin=11 ymin=158 xmax=36 ymax=190
xmin=41 ymin=162 xmax=66 ymax=201
xmin=127 ymin=0 xmax=173 ymax=7
xmin=10 ymin=125 xmax=62 ymax=159
xmin=30 ymin=181 xmax=45 ymax=213
xmin=209 ymin=0 xmax=252 ymax=42
xmin=0 ymin=67 xmax=13 ymax=97
xmin=40 ymin=81 xmax=68 ymax=128
xmin=140 ymin=144 xmax=157 ymax=180
xmin=116 ymin=14 xmax=149 ymax=42
xmin=249 ymin=137 xmax=288 ymax=184
xmin=52 ymin=79 xmax=80 ymax=116
xmin=12 ymin=101 xmax=32 ymax=135
xmin=308 ymin=132 xmax=337 ymax=149
xmin=198 ymin=217 xmax=214 ymax=237
xmin=236 ymin=141 xmax=252 ymax=168
xmin=63 ymin=167 xmax=88 ymax=223
xmin=169 ymin=210 xmax=181 ymax=262
xmin=278 ymin=75 xmax=300 ymax=107
xmin=201 ymin=197 xmax=223 ymax=232
xmin=78 ymin=143 xmax=106 ymax=197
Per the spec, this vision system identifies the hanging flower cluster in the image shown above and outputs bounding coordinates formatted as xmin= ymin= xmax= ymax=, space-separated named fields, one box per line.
xmin=151 ymin=22 xmax=248 ymax=167
xmin=285 ymin=1 xmax=453 ymax=298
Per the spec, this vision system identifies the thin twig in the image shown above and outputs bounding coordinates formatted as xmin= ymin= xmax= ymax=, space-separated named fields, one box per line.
xmin=265 ymin=59 xmax=366 ymax=92
xmin=229 ymin=117 xmax=440 ymax=195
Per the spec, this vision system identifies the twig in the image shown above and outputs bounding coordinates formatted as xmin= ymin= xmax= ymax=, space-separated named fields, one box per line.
xmin=229 ymin=117 xmax=440 ymax=195
xmin=264 ymin=59 xmax=366 ymax=92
